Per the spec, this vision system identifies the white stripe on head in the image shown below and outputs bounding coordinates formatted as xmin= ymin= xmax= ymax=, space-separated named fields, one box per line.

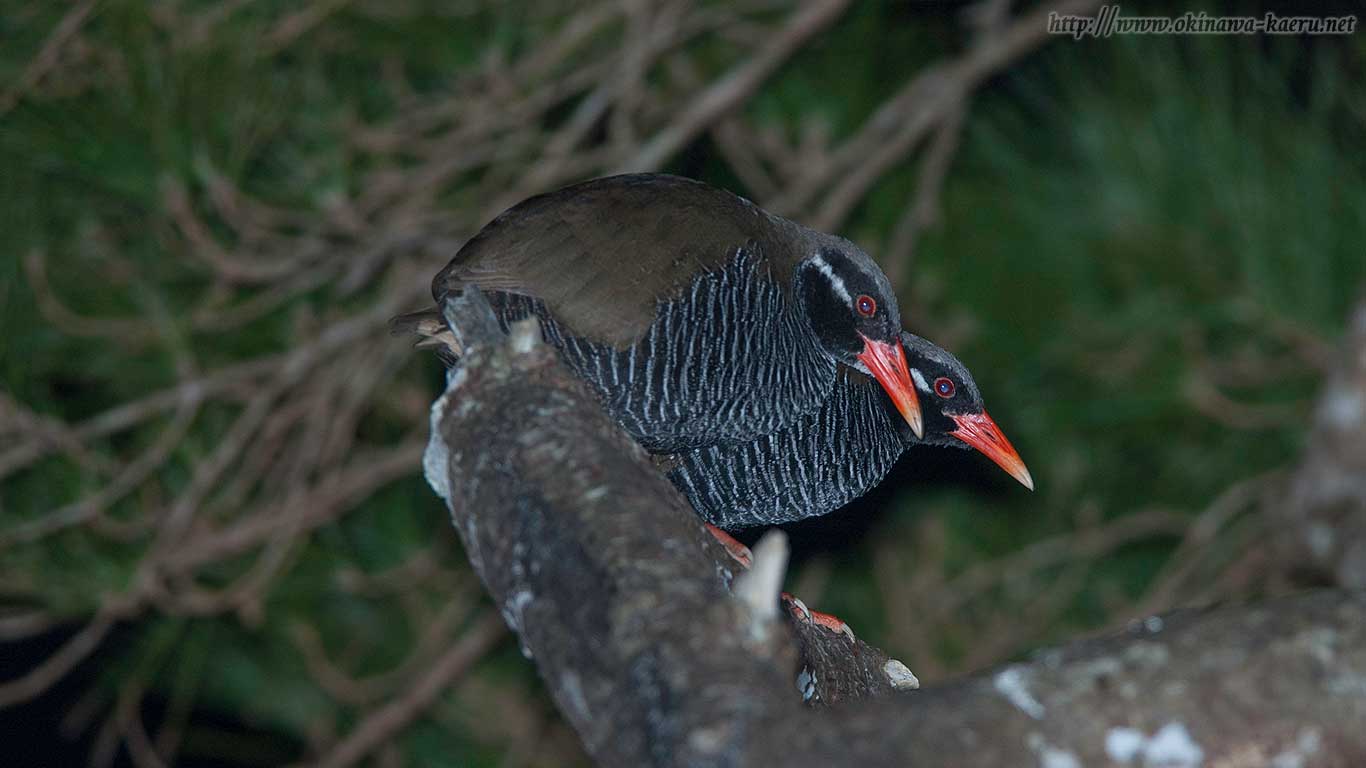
xmin=809 ymin=253 xmax=853 ymax=306
xmin=910 ymin=367 xmax=931 ymax=394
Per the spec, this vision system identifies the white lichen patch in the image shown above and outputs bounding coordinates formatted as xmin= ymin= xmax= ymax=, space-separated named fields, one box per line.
xmin=884 ymin=659 xmax=920 ymax=690
xmin=1326 ymin=672 xmax=1366 ymax=696
xmin=510 ymin=541 xmax=528 ymax=580
xmin=1306 ymin=522 xmax=1336 ymax=559
xmin=501 ymin=589 xmax=535 ymax=634
xmin=1040 ymin=748 xmax=1081 ymax=768
xmin=509 ymin=318 xmax=541 ymax=354
xmin=559 ymin=670 xmax=590 ymax=721
xmin=1072 ymin=656 xmax=1124 ymax=685
xmin=1105 ymin=726 xmax=1146 ymax=763
xmin=796 ymin=666 xmax=818 ymax=702
xmin=995 ymin=666 xmax=1045 ymax=719
xmin=1123 ymin=640 xmax=1170 ymax=669
xmin=1321 ymin=389 xmax=1363 ymax=431
xmin=501 ymin=589 xmax=537 ymax=660
xmin=1146 ymin=722 xmax=1204 ymax=767
xmin=687 ymin=726 xmax=728 ymax=754
xmin=1027 ymin=732 xmax=1080 ymax=768
xmin=1106 ymin=722 xmax=1204 ymax=767
xmin=423 ymin=384 xmax=458 ymax=505
xmin=1271 ymin=727 xmax=1322 ymax=768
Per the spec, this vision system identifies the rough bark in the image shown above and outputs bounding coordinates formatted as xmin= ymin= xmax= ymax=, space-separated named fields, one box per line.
xmin=427 ymin=291 xmax=1366 ymax=768
xmin=1279 ymin=299 xmax=1366 ymax=589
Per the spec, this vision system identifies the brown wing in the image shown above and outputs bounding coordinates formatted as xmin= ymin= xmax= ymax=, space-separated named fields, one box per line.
xmin=433 ymin=174 xmax=803 ymax=348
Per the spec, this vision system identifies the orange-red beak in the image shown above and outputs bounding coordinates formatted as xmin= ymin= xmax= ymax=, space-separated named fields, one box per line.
xmin=949 ymin=412 xmax=1034 ymax=490
xmin=856 ymin=335 xmax=923 ymax=438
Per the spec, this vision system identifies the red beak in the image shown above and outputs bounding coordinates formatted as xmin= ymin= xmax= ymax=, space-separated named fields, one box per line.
xmin=949 ymin=411 xmax=1034 ymax=490
xmin=856 ymin=335 xmax=923 ymax=438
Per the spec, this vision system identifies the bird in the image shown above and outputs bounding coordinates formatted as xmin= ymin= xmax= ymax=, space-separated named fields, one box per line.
xmin=666 ymin=331 xmax=1033 ymax=531
xmin=394 ymin=173 xmax=924 ymax=454
xmin=400 ymin=176 xmax=1033 ymax=644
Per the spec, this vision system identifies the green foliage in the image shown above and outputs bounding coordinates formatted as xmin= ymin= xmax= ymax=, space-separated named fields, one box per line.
xmin=815 ymin=32 xmax=1365 ymax=653
xmin=2 ymin=2 xmax=1362 ymax=764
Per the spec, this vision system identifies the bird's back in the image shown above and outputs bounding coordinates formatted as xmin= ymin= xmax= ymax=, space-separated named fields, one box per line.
xmin=435 ymin=174 xmax=804 ymax=349
xmin=415 ymin=174 xmax=840 ymax=453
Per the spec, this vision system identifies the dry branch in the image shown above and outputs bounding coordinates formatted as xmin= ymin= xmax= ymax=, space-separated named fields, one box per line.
xmin=613 ymin=0 xmax=853 ymax=174
xmin=426 ymin=292 xmax=1366 ymax=767
xmin=303 ymin=612 xmax=506 ymax=768
xmin=771 ymin=0 xmax=1103 ymax=229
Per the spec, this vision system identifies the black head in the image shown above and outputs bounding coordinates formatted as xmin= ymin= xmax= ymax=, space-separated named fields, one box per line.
xmin=796 ymin=244 xmax=923 ymax=436
xmin=898 ymin=332 xmax=1033 ymax=490
xmin=796 ymin=246 xmax=900 ymax=355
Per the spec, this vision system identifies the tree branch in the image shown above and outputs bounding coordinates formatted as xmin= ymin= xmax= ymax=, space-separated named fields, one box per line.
xmin=426 ymin=291 xmax=1366 ymax=767
xmin=1279 ymin=299 xmax=1366 ymax=589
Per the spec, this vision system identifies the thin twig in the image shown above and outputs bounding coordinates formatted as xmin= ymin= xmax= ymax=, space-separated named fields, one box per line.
xmin=302 ymin=613 xmax=506 ymax=768
xmin=614 ymin=0 xmax=853 ymax=173
xmin=0 ymin=598 xmax=132 ymax=708
xmin=0 ymin=0 xmax=99 ymax=118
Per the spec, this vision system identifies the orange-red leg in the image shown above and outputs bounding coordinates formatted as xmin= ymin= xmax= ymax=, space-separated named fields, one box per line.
xmin=781 ymin=591 xmax=855 ymax=643
xmin=706 ymin=527 xmax=856 ymax=644
xmin=705 ymin=523 xmax=753 ymax=569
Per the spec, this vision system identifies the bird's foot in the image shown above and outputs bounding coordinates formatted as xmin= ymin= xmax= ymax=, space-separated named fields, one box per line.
xmin=781 ymin=592 xmax=855 ymax=644
xmin=706 ymin=523 xmax=753 ymax=569
xmin=706 ymin=526 xmax=854 ymax=644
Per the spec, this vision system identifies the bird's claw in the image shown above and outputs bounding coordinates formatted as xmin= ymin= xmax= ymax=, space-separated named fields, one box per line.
xmin=782 ymin=592 xmax=811 ymax=621
xmin=781 ymin=592 xmax=855 ymax=643
xmin=705 ymin=523 xmax=753 ymax=569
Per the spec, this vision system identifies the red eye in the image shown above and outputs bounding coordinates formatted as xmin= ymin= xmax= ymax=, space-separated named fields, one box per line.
xmin=934 ymin=377 xmax=955 ymax=398
xmin=856 ymin=295 xmax=876 ymax=317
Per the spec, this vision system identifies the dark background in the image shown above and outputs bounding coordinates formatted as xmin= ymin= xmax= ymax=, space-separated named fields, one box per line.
xmin=2 ymin=1 xmax=1363 ymax=765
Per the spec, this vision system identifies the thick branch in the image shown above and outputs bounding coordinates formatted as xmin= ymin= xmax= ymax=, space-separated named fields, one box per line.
xmin=1279 ymin=299 xmax=1366 ymax=588
xmin=429 ymin=294 xmax=1366 ymax=767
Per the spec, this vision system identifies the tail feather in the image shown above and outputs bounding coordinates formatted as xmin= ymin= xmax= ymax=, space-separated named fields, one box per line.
xmin=390 ymin=308 xmax=461 ymax=365
xmin=390 ymin=309 xmax=443 ymax=337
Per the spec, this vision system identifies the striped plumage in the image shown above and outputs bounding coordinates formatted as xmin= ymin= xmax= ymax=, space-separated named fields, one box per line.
xmin=485 ymin=248 xmax=836 ymax=451
xmin=669 ymin=366 xmax=905 ymax=528
xmin=668 ymin=332 xmax=1032 ymax=529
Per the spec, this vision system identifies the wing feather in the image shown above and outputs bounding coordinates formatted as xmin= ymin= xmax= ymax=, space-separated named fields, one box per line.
xmin=433 ymin=174 xmax=801 ymax=348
